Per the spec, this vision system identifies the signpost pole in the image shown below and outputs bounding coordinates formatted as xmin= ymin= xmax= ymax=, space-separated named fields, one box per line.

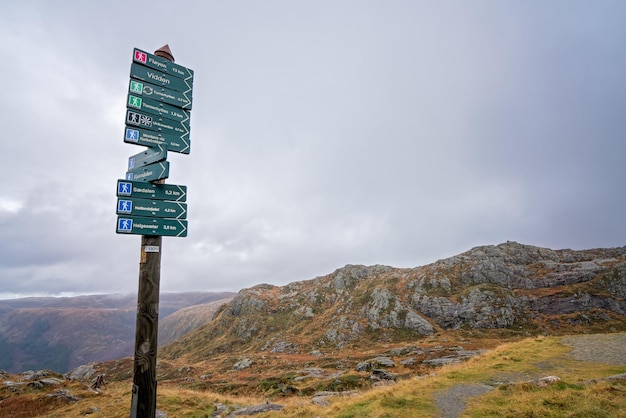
xmin=131 ymin=234 xmax=161 ymax=418
xmin=130 ymin=44 xmax=175 ymax=418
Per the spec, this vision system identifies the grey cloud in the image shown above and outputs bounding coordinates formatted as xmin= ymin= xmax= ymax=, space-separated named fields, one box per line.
xmin=0 ymin=1 xmax=624 ymax=297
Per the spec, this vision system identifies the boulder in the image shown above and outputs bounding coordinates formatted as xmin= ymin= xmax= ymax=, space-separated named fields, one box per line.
xmin=46 ymin=389 xmax=81 ymax=402
xmin=370 ymin=369 xmax=397 ymax=382
xmin=233 ymin=358 xmax=253 ymax=370
xmin=65 ymin=364 xmax=96 ymax=381
xmin=356 ymin=356 xmax=396 ymax=371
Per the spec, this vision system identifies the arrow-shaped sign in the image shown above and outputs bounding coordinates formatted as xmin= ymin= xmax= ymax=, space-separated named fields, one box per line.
xmin=127 ymin=94 xmax=190 ymax=127
xmin=130 ymin=62 xmax=193 ymax=95
xmin=117 ymin=197 xmax=187 ymax=219
xmin=132 ymin=48 xmax=194 ymax=82
xmin=129 ymin=79 xmax=192 ymax=110
xmin=125 ymin=109 xmax=190 ymax=138
xmin=128 ymin=145 xmax=168 ymax=170
xmin=117 ymin=179 xmax=187 ymax=202
xmin=117 ymin=215 xmax=188 ymax=237
xmin=125 ymin=160 xmax=169 ymax=182
xmin=124 ymin=126 xmax=190 ymax=154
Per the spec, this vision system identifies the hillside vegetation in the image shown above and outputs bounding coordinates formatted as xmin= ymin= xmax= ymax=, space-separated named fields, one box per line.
xmin=1 ymin=242 xmax=624 ymax=416
xmin=163 ymin=242 xmax=626 ymax=362
xmin=1 ymin=333 xmax=624 ymax=417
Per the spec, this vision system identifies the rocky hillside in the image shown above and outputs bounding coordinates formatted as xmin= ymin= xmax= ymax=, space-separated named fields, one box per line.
xmin=0 ymin=292 xmax=235 ymax=373
xmin=163 ymin=242 xmax=626 ymax=361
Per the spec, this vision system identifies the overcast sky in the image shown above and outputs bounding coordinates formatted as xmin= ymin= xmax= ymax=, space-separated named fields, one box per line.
xmin=0 ymin=1 xmax=624 ymax=298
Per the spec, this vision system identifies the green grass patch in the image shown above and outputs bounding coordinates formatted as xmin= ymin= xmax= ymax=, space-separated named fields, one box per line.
xmin=335 ymin=401 xmax=372 ymax=418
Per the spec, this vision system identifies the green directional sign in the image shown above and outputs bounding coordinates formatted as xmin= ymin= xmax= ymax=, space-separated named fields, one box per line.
xmin=117 ymin=197 xmax=187 ymax=219
xmin=129 ymin=79 xmax=192 ymax=110
xmin=126 ymin=109 xmax=190 ymax=138
xmin=125 ymin=160 xmax=169 ymax=182
xmin=127 ymin=94 xmax=190 ymax=126
xmin=124 ymin=126 xmax=190 ymax=154
xmin=130 ymin=62 xmax=192 ymax=95
xmin=117 ymin=216 xmax=188 ymax=237
xmin=128 ymin=145 xmax=167 ymax=170
xmin=133 ymin=48 xmax=194 ymax=82
xmin=117 ymin=179 xmax=187 ymax=202
xmin=117 ymin=47 xmax=192 ymax=239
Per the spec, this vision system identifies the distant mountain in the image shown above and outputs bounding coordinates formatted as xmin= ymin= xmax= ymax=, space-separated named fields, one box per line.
xmin=159 ymin=298 xmax=234 ymax=345
xmin=0 ymin=292 xmax=235 ymax=373
xmin=162 ymin=242 xmax=626 ymax=362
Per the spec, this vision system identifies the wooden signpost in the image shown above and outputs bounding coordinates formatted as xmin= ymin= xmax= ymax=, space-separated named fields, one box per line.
xmin=116 ymin=45 xmax=193 ymax=418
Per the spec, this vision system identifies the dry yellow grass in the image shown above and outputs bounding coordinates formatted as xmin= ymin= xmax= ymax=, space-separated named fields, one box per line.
xmin=2 ymin=333 xmax=624 ymax=417
xmin=261 ymin=334 xmax=626 ymax=418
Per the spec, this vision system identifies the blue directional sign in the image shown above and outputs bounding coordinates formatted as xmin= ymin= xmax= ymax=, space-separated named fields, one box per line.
xmin=128 ymin=145 xmax=167 ymax=170
xmin=116 ymin=216 xmax=188 ymax=237
xmin=124 ymin=126 xmax=190 ymax=154
xmin=117 ymin=179 xmax=187 ymax=202
xmin=125 ymin=160 xmax=169 ymax=182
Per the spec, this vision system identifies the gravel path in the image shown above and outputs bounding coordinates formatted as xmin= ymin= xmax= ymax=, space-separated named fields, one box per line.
xmin=434 ymin=384 xmax=493 ymax=418
xmin=561 ymin=334 xmax=626 ymax=366
xmin=434 ymin=333 xmax=626 ymax=418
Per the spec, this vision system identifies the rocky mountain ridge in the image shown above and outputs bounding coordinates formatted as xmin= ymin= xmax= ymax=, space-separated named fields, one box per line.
xmin=163 ymin=242 xmax=626 ymax=361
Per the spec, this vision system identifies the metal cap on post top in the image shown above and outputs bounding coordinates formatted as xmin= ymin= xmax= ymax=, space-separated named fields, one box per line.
xmin=155 ymin=44 xmax=174 ymax=62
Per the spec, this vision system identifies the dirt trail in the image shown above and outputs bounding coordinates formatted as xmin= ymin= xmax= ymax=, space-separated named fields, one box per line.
xmin=435 ymin=333 xmax=626 ymax=418
xmin=561 ymin=334 xmax=626 ymax=366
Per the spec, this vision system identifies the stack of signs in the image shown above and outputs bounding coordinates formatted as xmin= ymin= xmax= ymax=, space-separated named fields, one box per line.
xmin=116 ymin=48 xmax=193 ymax=237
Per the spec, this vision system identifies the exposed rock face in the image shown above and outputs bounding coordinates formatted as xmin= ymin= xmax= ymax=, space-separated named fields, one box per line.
xmin=409 ymin=242 xmax=626 ymax=329
xmin=163 ymin=242 xmax=626 ymax=360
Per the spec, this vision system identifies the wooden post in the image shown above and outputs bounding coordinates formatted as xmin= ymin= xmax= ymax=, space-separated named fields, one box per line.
xmin=130 ymin=235 xmax=162 ymax=417
xmin=130 ymin=44 xmax=175 ymax=418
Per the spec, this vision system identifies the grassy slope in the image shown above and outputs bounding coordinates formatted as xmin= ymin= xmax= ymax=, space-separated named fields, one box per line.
xmin=312 ymin=335 xmax=626 ymax=418
xmin=1 ymin=333 xmax=625 ymax=417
